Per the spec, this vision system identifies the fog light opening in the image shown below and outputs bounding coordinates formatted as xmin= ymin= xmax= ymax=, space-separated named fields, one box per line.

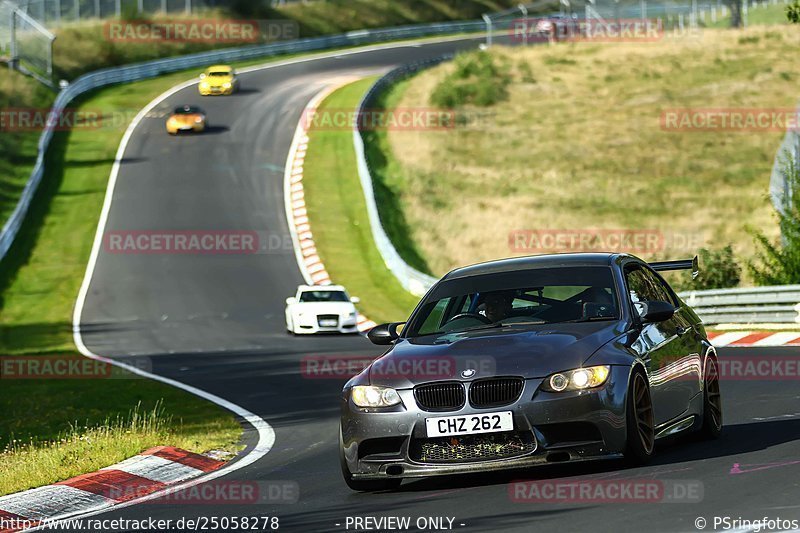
xmin=386 ymin=465 xmax=404 ymax=476
xmin=546 ymin=451 xmax=571 ymax=463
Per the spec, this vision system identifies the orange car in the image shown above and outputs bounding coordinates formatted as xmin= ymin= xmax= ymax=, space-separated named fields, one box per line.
xmin=166 ymin=105 xmax=207 ymax=135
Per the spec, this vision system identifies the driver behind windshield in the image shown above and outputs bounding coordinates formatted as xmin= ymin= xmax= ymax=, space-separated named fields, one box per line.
xmin=481 ymin=291 xmax=515 ymax=322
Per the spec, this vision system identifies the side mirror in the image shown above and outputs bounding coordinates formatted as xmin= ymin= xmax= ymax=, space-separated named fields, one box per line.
xmin=285 ymin=297 xmax=297 ymax=306
xmin=350 ymin=296 xmax=361 ymax=304
xmin=637 ymin=300 xmax=675 ymax=323
xmin=367 ymin=322 xmax=404 ymax=345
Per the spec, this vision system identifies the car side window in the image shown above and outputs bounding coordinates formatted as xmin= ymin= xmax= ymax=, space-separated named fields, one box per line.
xmin=625 ymin=266 xmax=671 ymax=305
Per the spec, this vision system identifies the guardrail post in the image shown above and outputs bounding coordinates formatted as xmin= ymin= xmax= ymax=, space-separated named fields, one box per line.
xmin=115 ymin=0 xmax=121 ymax=17
xmin=185 ymin=0 xmax=192 ymax=14
xmin=482 ymin=13 xmax=492 ymax=48
xmin=9 ymin=7 xmax=16 ymax=70
xmin=518 ymin=4 xmax=528 ymax=46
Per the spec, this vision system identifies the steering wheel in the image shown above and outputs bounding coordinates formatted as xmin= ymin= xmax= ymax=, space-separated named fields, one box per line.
xmin=445 ymin=312 xmax=493 ymax=325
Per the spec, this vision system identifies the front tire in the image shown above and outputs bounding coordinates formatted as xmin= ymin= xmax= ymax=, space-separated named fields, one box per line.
xmin=699 ymin=356 xmax=723 ymax=439
xmin=339 ymin=430 xmax=401 ymax=492
xmin=623 ymin=369 xmax=655 ymax=464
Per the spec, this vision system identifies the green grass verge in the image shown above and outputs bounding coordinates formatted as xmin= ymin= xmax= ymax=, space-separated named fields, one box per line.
xmin=0 ymin=68 xmax=55 ymax=227
xmin=0 ymin=70 xmax=246 ymax=497
xmin=301 ymin=78 xmax=421 ymax=324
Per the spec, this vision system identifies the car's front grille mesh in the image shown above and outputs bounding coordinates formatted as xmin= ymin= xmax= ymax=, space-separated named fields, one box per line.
xmin=412 ymin=431 xmax=535 ymax=463
xmin=469 ymin=378 xmax=524 ymax=408
xmin=316 ymin=314 xmax=339 ymax=326
xmin=414 ymin=382 xmax=465 ymax=411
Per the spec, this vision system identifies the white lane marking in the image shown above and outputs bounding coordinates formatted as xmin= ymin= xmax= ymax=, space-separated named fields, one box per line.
xmin=102 ymin=455 xmax=203 ymax=484
xmin=710 ymin=331 xmax=752 ymax=347
xmin=0 ymin=486 xmax=113 ymax=521
xmin=63 ymin=78 xmax=277 ymax=532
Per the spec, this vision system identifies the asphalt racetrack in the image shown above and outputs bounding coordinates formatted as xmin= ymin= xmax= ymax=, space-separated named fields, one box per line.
xmin=75 ymin=36 xmax=800 ymax=533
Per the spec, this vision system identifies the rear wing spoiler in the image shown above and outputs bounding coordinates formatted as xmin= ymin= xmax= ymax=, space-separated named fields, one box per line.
xmin=649 ymin=256 xmax=699 ymax=279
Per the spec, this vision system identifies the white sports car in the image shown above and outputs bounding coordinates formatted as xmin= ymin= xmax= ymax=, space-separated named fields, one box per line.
xmin=285 ymin=285 xmax=361 ymax=335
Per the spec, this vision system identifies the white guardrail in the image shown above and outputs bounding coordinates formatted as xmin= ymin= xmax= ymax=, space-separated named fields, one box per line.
xmin=0 ymin=19 xmax=485 ymax=262
xmin=354 ymin=61 xmax=800 ymax=319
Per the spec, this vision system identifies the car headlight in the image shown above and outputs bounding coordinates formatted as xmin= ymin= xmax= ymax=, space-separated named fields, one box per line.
xmin=200 ymin=82 xmax=209 ymax=89
xmin=195 ymin=117 xmax=203 ymax=124
xmin=351 ymin=385 xmax=401 ymax=408
xmin=223 ymin=82 xmax=232 ymax=89
xmin=542 ymin=365 xmax=610 ymax=392
xmin=347 ymin=311 xmax=356 ymax=318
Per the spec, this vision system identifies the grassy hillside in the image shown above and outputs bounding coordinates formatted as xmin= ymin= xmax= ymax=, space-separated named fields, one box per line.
xmin=50 ymin=1 xmax=534 ymax=80
xmin=377 ymin=26 xmax=794 ymax=278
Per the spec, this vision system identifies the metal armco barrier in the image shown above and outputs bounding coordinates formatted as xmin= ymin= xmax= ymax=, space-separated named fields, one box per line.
xmin=352 ymin=57 xmax=450 ymax=297
xmin=679 ymin=285 xmax=800 ymax=324
xmin=0 ymin=20 xmax=484 ymax=262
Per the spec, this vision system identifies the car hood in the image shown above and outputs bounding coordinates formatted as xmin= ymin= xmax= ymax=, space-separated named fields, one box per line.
xmin=203 ymin=76 xmax=234 ymax=87
xmin=368 ymin=321 xmax=624 ymax=389
xmin=291 ymin=301 xmax=355 ymax=314
xmin=169 ymin=114 xmax=203 ymax=125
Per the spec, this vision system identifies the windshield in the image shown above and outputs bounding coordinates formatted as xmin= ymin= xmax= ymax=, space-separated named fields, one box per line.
xmin=208 ymin=71 xmax=231 ymax=77
xmin=405 ymin=266 xmax=619 ymax=338
xmin=174 ymin=106 xmax=202 ymax=115
xmin=299 ymin=290 xmax=350 ymax=303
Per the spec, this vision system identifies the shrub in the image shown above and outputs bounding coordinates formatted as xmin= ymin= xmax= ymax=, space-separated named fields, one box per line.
xmin=430 ymin=50 xmax=510 ymax=108
xmin=748 ymin=153 xmax=800 ymax=284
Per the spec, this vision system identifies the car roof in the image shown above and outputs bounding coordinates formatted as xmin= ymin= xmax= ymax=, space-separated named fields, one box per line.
xmin=206 ymin=65 xmax=232 ymax=72
xmin=297 ymin=284 xmax=346 ymax=291
xmin=441 ymin=253 xmax=619 ymax=281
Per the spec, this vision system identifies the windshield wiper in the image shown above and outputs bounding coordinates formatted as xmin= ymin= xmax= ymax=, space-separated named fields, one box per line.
xmin=551 ymin=316 xmax=617 ymax=324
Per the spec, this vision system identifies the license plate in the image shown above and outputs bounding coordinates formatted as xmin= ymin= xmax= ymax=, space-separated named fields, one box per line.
xmin=425 ymin=411 xmax=513 ymax=438
xmin=319 ymin=319 xmax=337 ymax=327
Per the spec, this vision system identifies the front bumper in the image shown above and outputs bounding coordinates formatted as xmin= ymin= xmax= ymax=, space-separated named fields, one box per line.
xmin=292 ymin=315 xmax=359 ymax=334
xmin=200 ymin=86 xmax=234 ymax=96
xmin=340 ymin=366 xmax=629 ymax=479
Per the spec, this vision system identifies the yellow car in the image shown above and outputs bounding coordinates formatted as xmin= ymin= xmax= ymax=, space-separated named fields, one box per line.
xmin=198 ymin=65 xmax=239 ymax=96
xmin=166 ymin=105 xmax=206 ymax=135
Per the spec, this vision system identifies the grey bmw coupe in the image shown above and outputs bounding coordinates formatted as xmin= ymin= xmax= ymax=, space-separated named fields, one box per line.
xmin=340 ymin=253 xmax=722 ymax=491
